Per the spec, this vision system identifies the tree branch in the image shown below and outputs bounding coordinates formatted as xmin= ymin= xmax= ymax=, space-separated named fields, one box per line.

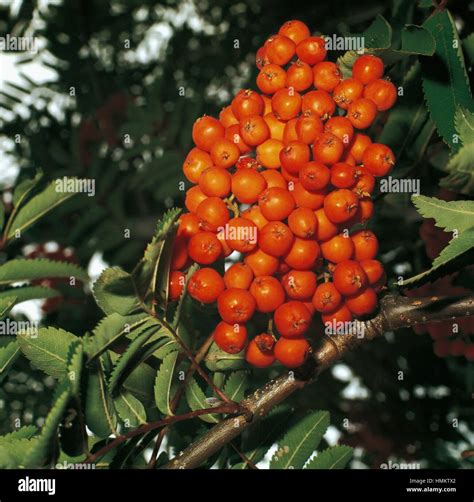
xmin=163 ymin=293 xmax=474 ymax=469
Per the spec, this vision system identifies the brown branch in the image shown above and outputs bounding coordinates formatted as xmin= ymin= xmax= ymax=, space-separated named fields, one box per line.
xmin=163 ymin=293 xmax=474 ymax=469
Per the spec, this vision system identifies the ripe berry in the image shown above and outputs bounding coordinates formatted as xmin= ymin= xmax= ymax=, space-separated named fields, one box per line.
xmin=188 ymin=268 xmax=225 ymax=303
xmin=250 ymin=276 xmax=286 ymax=313
xmin=199 ymin=167 xmax=232 ymax=197
xmin=272 ymin=88 xmax=302 ymax=121
xmin=288 ymin=207 xmax=318 ymax=238
xmin=258 ymin=187 xmax=296 ymax=221
xmin=183 ymin=147 xmax=213 ymax=183
xmin=315 ymin=208 xmax=339 ymax=241
xmin=241 ymin=205 xmax=269 ymax=230
xmin=362 ymin=143 xmax=395 ymax=177
xmin=171 ymin=236 xmax=188 ymax=270
xmin=279 ymin=20 xmax=310 ymax=45
xmin=291 ymin=182 xmax=326 ymax=210
xmin=282 ymin=270 xmax=317 ymax=300
xmin=302 ymin=90 xmax=336 ymax=119
xmin=244 ymin=248 xmax=279 ymax=277
xmin=321 ymin=234 xmax=355 ymax=263
xmin=333 ymin=260 xmax=368 ymax=296
xmin=257 ymin=138 xmax=284 ymax=169
xmin=246 ymin=334 xmax=276 ymax=368
xmin=264 ymin=112 xmax=286 ymax=141
xmin=196 ymin=197 xmax=230 ymax=232
xmin=312 ymin=132 xmax=344 ymax=165
xmin=284 ymin=237 xmax=320 ymax=270
xmin=353 ymin=166 xmax=376 ymax=196
xmin=299 ymin=161 xmax=330 ymax=191
xmin=312 ymin=282 xmax=342 ymax=313
xmin=265 ymin=35 xmax=296 ymax=66
xmin=240 ymin=115 xmax=270 ymax=146
xmin=188 ymin=232 xmax=222 ymax=265
xmin=330 ymin=162 xmax=357 ymax=189
xmin=210 ymin=139 xmax=240 ymax=168
xmin=219 ymin=105 xmax=239 ymax=127
xmin=192 ymin=116 xmax=225 ymax=151
xmin=214 ymin=322 xmax=248 ymax=354
xmin=231 ymin=169 xmax=267 ymax=204
xmin=324 ymin=116 xmax=354 ymax=146
xmin=321 ymin=303 xmax=353 ymax=325
xmin=348 ymin=133 xmax=372 ymax=163
xmin=351 ymin=229 xmax=379 ymax=260
xmin=274 ymin=337 xmax=311 ymax=368
xmin=224 ymin=217 xmax=258 ymax=253
xmin=217 ymin=288 xmax=256 ymax=324
xmin=323 ymin=189 xmax=359 ymax=223
xmin=261 ymin=169 xmax=287 ymax=189
xmin=231 ymin=89 xmax=264 ymax=120
xmin=313 ymin=62 xmax=342 ymax=92
xmin=224 ymin=262 xmax=254 ymax=290
xmin=295 ymin=113 xmax=324 ymax=144
xmin=274 ymin=301 xmax=312 ymax=338
xmin=345 ymin=287 xmax=378 ymax=317
xmin=185 ymin=185 xmax=208 ymax=213
xmin=257 ymin=64 xmax=287 ymax=94
xmin=283 ymin=118 xmax=299 ymax=144
xmin=333 ymin=78 xmax=364 ymax=110
xmin=280 ymin=141 xmax=310 ymax=174
xmin=360 ymin=259 xmax=386 ymax=292
xmin=256 ymin=46 xmax=269 ymax=69
xmin=287 ymin=60 xmax=314 ymax=91
xmin=296 ymin=36 xmax=327 ymax=65
xmin=352 ymin=55 xmax=384 ymax=85
xmin=348 ymin=98 xmax=377 ymax=130
xmin=178 ymin=213 xmax=200 ymax=239
xmin=259 ymin=221 xmax=295 ymax=257
xmin=364 ymin=79 xmax=397 ymax=111
xmin=169 ymin=271 xmax=185 ymax=301
xmin=225 ymin=124 xmax=251 ymax=154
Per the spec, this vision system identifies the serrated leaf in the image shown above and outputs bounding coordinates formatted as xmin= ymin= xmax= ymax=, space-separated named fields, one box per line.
xmin=223 ymin=371 xmax=248 ymax=403
xmin=0 ymin=258 xmax=87 ymax=284
xmin=454 ymin=107 xmax=474 ymax=145
xmin=0 ymin=341 xmax=20 ymax=382
xmin=399 ymin=25 xmax=435 ymax=55
xmin=114 ymin=390 xmax=147 ymax=427
xmin=270 ymin=410 xmax=330 ymax=469
xmin=421 ymin=11 xmax=473 ymax=152
xmin=0 ymin=436 xmax=39 ymax=468
xmin=440 ymin=143 xmax=474 ymax=196
xmin=154 ymin=350 xmax=179 ymax=416
xmin=304 ymin=445 xmax=353 ymax=469
xmin=172 ymin=263 xmax=198 ymax=329
xmin=86 ymin=312 xmax=151 ymax=361
xmin=205 ymin=342 xmax=246 ymax=371
xmin=412 ymin=196 xmax=474 ymax=233
xmin=17 ymin=327 xmax=77 ymax=379
xmin=24 ymin=384 xmax=71 ymax=467
xmin=85 ymin=360 xmax=119 ymax=438
xmin=93 ymin=267 xmax=141 ymax=316
xmin=364 ymin=15 xmax=392 ymax=50
xmin=5 ymin=179 xmax=78 ymax=241
xmin=402 ymin=227 xmax=474 ymax=287
xmin=108 ymin=321 xmax=163 ymax=395
xmin=0 ymin=296 xmax=18 ymax=319
xmin=185 ymin=378 xmax=219 ymax=424
xmin=0 ymin=285 xmax=59 ymax=303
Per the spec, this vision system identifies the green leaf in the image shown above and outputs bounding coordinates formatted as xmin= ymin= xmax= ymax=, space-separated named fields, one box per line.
xmin=304 ymin=445 xmax=353 ymax=469
xmin=0 ymin=258 xmax=88 ymax=285
xmin=0 ymin=285 xmax=60 ymax=303
xmin=108 ymin=320 xmax=163 ymax=395
xmin=440 ymin=143 xmax=474 ymax=196
xmin=270 ymin=410 xmax=330 ymax=469
xmin=86 ymin=312 xmax=150 ymax=361
xmin=132 ymin=208 xmax=181 ymax=309
xmin=85 ymin=360 xmax=119 ymax=438
xmin=421 ymin=11 xmax=473 ymax=152
xmin=363 ymin=15 xmax=393 ymax=50
xmin=172 ymin=263 xmax=198 ymax=329
xmin=12 ymin=171 xmax=43 ymax=207
xmin=399 ymin=25 xmax=435 ymax=55
xmin=0 ymin=436 xmax=39 ymax=468
xmin=0 ymin=200 xmax=4 ymax=233
xmin=114 ymin=390 xmax=147 ymax=427
xmin=17 ymin=327 xmax=78 ymax=379
xmin=205 ymin=342 xmax=247 ymax=371
xmin=24 ymin=384 xmax=71 ymax=467
xmin=93 ymin=267 xmax=141 ymax=316
xmin=454 ymin=107 xmax=474 ymax=145
xmin=223 ymin=371 xmax=248 ymax=403
xmin=154 ymin=350 xmax=180 ymax=416
xmin=5 ymin=179 xmax=78 ymax=241
xmin=412 ymin=196 xmax=474 ymax=233
xmin=0 ymin=296 xmax=18 ymax=319
xmin=402 ymin=227 xmax=474 ymax=287
xmin=185 ymin=378 xmax=219 ymax=424
xmin=0 ymin=341 xmax=20 ymax=382
xmin=2 ymin=426 xmax=37 ymax=441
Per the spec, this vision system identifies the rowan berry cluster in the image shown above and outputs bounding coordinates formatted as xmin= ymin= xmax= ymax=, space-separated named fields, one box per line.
xmin=170 ymin=20 xmax=397 ymax=369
